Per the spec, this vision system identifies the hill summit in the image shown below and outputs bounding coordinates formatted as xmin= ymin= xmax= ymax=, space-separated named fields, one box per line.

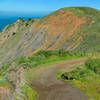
xmin=0 ymin=7 xmax=100 ymax=64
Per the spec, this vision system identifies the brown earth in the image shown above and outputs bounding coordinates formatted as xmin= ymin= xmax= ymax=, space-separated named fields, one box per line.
xmin=31 ymin=58 xmax=87 ymax=100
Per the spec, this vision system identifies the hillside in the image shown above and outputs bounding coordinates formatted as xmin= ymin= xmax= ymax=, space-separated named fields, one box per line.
xmin=0 ymin=7 xmax=100 ymax=100
xmin=0 ymin=7 xmax=100 ymax=65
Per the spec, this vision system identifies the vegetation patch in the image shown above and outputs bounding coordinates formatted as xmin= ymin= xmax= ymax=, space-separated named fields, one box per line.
xmin=58 ymin=58 xmax=100 ymax=100
xmin=17 ymin=49 xmax=88 ymax=69
xmin=0 ymin=65 xmax=9 ymax=87
xmin=20 ymin=84 xmax=38 ymax=100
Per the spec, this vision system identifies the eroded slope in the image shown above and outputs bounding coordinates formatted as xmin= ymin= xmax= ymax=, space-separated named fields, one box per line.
xmin=0 ymin=7 xmax=100 ymax=64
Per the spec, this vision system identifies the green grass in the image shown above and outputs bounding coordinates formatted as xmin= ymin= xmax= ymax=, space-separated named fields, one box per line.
xmin=0 ymin=65 xmax=9 ymax=87
xmin=62 ymin=7 xmax=100 ymax=18
xmin=85 ymin=58 xmax=100 ymax=74
xmin=73 ymin=75 xmax=100 ymax=100
xmin=0 ymin=78 xmax=8 ymax=86
xmin=20 ymin=84 xmax=38 ymax=100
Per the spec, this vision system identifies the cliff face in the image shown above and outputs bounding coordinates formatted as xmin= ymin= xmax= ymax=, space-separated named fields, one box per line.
xmin=0 ymin=7 xmax=100 ymax=64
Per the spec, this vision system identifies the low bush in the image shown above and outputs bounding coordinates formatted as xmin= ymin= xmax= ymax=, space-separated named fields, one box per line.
xmin=64 ymin=68 xmax=94 ymax=80
xmin=18 ymin=57 xmax=29 ymax=65
xmin=85 ymin=58 xmax=100 ymax=74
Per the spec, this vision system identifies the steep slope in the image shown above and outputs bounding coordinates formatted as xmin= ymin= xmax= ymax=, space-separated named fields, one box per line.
xmin=0 ymin=7 xmax=100 ymax=64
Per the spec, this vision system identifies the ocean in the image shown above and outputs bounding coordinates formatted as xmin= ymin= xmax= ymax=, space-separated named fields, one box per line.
xmin=0 ymin=16 xmax=43 ymax=32
xmin=0 ymin=17 xmax=17 ymax=32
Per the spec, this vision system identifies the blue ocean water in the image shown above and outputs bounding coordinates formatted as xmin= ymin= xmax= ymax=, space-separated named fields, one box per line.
xmin=0 ymin=17 xmax=17 ymax=32
xmin=0 ymin=16 xmax=42 ymax=32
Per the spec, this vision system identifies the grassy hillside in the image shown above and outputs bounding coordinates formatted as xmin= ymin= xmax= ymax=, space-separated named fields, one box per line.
xmin=0 ymin=7 xmax=100 ymax=65
xmin=72 ymin=7 xmax=100 ymax=52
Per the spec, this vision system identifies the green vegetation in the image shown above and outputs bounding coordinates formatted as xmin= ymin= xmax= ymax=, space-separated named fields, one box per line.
xmin=72 ymin=8 xmax=100 ymax=52
xmin=17 ymin=49 xmax=88 ymax=69
xmin=0 ymin=50 xmax=88 ymax=100
xmin=21 ymin=84 xmax=38 ymax=100
xmin=1 ymin=49 xmax=85 ymax=77
xmin=0 ymin=49 xmax=98 ymax=100
xmin=61 ymin=7 xmax=100 ymax=53
xmin=85 ymin=58 xmax=100 ymax=74
xmin=18 ymin=17 xmax=24 ymax=22
xmin=62 ymin=7 xmax=100 ymax=17
xmin=28 ymin=18 xmax=34 ymax=22
xmin=39 ymin=15 xmax=50 ymax=23
xmin=0 ymin=65 xmax=9 ymax=86
xmin=0 ymin=78 xmax=8 ymax=86
xmin=59 ymin=58 xmax=100 ymax=100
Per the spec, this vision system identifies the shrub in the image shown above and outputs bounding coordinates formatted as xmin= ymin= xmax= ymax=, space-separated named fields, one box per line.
xmin=35 ymin=49 xmax=73 ymax=58
xmin=2 ymin=65 xmax=9 ymax=71
xmin=18 ymin=57 xmax=29 ymax=65
xmin=58 ymin=49 xmax=69 ymax=57
xmin=28 ymin=18 xmax=32 ymax=21
xmin=18 ymin=17 xmax=23 ymax=21
xmin=25 ymin=23 xmax=29 ymax=26
xmin=35 ymin=50 xmax=52 ymax=58
xmin=64 ymin=68 xmax=94 ymax=80
xmin=85 ymin=58 xmax=100 ymax=74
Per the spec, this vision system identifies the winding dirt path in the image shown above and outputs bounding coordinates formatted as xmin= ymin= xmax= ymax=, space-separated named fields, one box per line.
xmin=31 ymin=58 xmax=87 ymax=100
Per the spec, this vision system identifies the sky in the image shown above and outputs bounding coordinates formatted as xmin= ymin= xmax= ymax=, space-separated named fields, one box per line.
xmin=0 ymin=0 xmax=100 ymax=17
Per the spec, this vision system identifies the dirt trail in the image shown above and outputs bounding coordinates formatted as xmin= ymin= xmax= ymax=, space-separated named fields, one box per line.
xmin=31 ymin=58 xmax=87 ymax=100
